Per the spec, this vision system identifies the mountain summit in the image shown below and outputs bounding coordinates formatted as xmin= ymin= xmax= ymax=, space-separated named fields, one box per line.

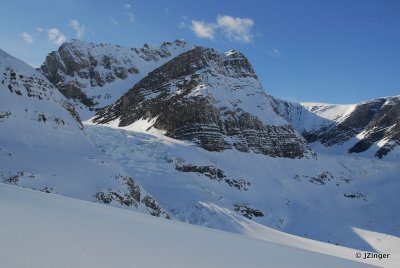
xmin=40 ymin=39 xmax=189 ymax=119
xmin=93 ymin=46 xmax=311 ymax=158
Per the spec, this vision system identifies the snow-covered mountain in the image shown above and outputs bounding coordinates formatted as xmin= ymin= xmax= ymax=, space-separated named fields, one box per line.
xmin=92 ymin=46 xmax=311 ymax=158
xmin=0 ymin=48 xmax=168 ymax=217
xmin=2 ymin=39 xmax=399 ymax=256
xmin=40 ymin=39 xmax=189 ymax=119
xmin=270 ymin=96 xmax=400 ymax=159
xmin=76 ymin=42 xmax=398 ymax=250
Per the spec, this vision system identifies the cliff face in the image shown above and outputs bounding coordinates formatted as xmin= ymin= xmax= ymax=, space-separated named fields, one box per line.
xmin=40 ymin=39 xmax=189 ymax=118
xmin=93 ymin=47 xmax=311 ymax=158
xmin=271 ymin=96 xmax=400 ymax=159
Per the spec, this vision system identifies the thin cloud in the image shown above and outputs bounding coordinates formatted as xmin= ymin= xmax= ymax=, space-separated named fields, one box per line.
xmin=216 ymin=15 xmax=254 ymax=43
xmin=69 ymin=19 xmax=86 ymax=39
xmin=36 ymin=27 xmax=44 ymax=32
xmin=47 ymin=28 xmax=67 ymax=45
xmin=189 ymin=15 xmax=255 ymax=43
xmin=268 ymin=48 xmax=281 ymax=58
xmin=110 ymin=16 xmax=119 ymax=25
xmin=21 ymin=32 xmax=33 ymax=44
xmin=126 ymin=12 xmax=135 ymax=22
xmin=123 ymin=3 xmax=134 ymax=22
xmin=191 ymin=20 xmax=215 ymax=40
xmin=179 ymin=16 xmax=188 ymax=29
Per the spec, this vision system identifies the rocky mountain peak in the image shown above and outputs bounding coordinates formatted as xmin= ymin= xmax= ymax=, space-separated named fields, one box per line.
xmin=39 ymin=39 xmax=190 ymax=118
xmin=93 ymin=46 xmax=311 ymax=158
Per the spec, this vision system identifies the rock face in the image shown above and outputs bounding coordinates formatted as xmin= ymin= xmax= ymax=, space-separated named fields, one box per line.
xmin=40 ymin=39 xmax=189 ymax=118
xmin=93 ymin=47 xmax=311 ymax=158
xmin=0 ymin=48 xmax=168 ymax=218
xmin=270 ymin=96 xmax=400 ymax=159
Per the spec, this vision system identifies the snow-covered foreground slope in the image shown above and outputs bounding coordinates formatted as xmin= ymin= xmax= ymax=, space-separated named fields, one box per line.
xmin=0 ymin=183 xmax=385 ymax=268
xmin=85 ymin=120 xmax=400 ymax=251
xmin=0 ymin=49 xmax=167 ymax=217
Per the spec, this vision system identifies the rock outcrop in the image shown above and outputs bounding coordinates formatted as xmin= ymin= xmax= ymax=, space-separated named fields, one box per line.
xmin=40 ymin=39 xmax=189 ymax=118
xmin=271 ymin=96 xmax=400 ymax=158
xmin=93 ymin=47 xmax=311 ymax=158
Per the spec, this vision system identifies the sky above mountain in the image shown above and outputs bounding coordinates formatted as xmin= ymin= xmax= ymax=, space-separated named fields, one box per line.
xmin=1 ymin=0 xmax=399 ymax=103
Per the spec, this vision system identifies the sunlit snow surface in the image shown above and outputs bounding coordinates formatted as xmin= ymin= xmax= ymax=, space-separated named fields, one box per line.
xmin=85 ymin=119 xmax=400 ymax=253
xmin=0 ymin=183 xmax=385 ymax=268
xmin=0 ymin=48 xmax=165 ymax=216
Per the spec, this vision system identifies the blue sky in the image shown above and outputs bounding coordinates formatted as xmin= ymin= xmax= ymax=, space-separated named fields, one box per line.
xmin=1 ymin=0 xmax=399 ymax=103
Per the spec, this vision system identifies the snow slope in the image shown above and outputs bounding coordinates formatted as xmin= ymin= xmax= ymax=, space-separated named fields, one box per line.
xmin=0 ymin=48 xmax=167 ymax=217
xmin=85 ymin=120 xmax=400 ymax=251
xmin=0 ymin=183 xmax=382 ymax=268
xmin=269 ymin=96 xmax=356 ymax=133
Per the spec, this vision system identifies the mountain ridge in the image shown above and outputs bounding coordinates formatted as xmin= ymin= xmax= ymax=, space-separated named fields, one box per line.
xmin=1 ymin=41 xmax=399 ymax=251
xmin=270 ymin=95 xmax=400 ymax=159
xmin=92 ymin=45 xmax=311 ymax=158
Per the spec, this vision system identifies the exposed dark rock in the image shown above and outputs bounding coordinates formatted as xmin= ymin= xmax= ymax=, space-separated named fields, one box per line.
xmin=40 ymin=39 xmax=188 ymax=110
xmin=1 ymin=67 xmax=83 ymax=128
xmin=176 ymin=164 xmax=251 ymax=191
xmin=294 ymin=171 xmax=351 ymax=186
xmin=94 ymin=174 xmax=169 ymax=218
xmin=344 ymin=192 xmax=368 ymax=201
xmin=142 ymin=195 xmax=170 ymax=218
xmin=320 ymin=100 xmax=386 ymax=146
xmin=271 ymin=95 xmax=400 ymax=158
xmin=59 ymin=80 xmax=94 ymax=107
xmin=234 ymin=203 xmax=264 ymax=219
xmin=0 ymin=111 xmax=11 ymax=121
xmin=93 ymin=47 xmax=310 ymax=158
xmin=1 ymin=171 xmax=35 ymax=185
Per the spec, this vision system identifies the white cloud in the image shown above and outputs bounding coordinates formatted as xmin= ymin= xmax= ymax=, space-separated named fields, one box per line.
xmin=36 ymin=27 xmax=44 ymax=32
xmin=189 ymin=15 xmax=255 ymax=44
xmin=69 ymin=19 xmax=86 ymax=39
xmin=21 ymin=32 xmax=33 ymax=44
xmin=47 ymin=28 xmax=67 ymax=45
xmin=124 ymin=4 xmax=131 ymax=9
xmin=268 ymin=48 xmax=281 ymax=58
xmin=216 ymin=15 xmax=254 ymax=43
xmin=191 ymin=20 xmax=215 ymax=40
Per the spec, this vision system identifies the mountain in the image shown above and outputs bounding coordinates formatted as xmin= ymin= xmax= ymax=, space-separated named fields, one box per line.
xmin=92 ymin=46 xmax=311 ymax=158
xmin=77 ymin=42 xmax=399 ymax=250
xmin=270 ymin=96 xmax=400 ymax=159
xmin=4 ymin=40 xmax=399 ymax=253
xmin=40 ymin=39 xmax=189 ymax=119
xmin=0 ymin=48 xmax=168 ymax=218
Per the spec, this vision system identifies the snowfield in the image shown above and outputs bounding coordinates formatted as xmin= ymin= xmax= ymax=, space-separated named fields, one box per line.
xmin=84 ymin=119 xmax=400 ymax=253
xmin=0 ymin=183 xmax=387 ymax=268
xmin=2 ymin=43 xmax=399 ymax=268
